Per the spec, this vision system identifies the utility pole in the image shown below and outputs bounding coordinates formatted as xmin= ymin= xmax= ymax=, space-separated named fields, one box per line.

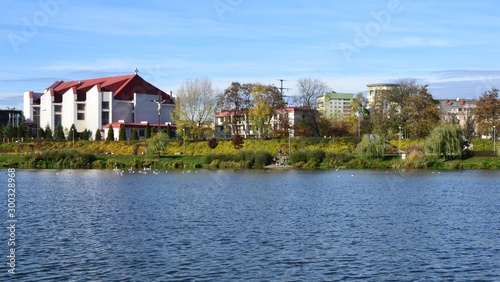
xmin=277 ymin=79 xmax=290 ymax=105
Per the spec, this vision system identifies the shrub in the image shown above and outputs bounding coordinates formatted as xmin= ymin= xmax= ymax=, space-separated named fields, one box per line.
xmin=289 ymin=151 xmax=308 ymax=164
xmin=306 ymin=149 xmax=326 ymax=163
xmin=254 ymin=150 xmax=272 ymax=168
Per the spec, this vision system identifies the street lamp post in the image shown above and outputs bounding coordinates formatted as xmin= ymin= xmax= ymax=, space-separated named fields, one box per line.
xmin=494 ymin=125 xmax=496 ymax=155
xmin=398 ymin=126 xmax=402 ymax=155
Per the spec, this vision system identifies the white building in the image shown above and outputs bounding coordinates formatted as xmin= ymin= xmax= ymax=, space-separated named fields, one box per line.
xmin=366 ymin=83 xmax=398 ymax=108
xmin=214 ymin=107 xmax=316 ymax=138
xmin=24 ymin=73 xmax=175 ymax=140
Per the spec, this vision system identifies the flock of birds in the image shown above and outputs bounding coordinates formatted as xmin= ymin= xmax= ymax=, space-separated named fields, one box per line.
xmin=113 ymin=166 xmax=198 ymax=176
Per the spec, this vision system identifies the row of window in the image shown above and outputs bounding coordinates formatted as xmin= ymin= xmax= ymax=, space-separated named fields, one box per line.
xmin=51 ymin=111 xmax=109 ymax=125
xmin=53 ymin=101 xmax=109 ymax=112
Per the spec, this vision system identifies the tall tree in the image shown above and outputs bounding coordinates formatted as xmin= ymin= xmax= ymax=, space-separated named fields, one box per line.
xmin=371 ymin=79 xmax=436 ymax=138
xmin=294 ymin=77 xmax=329 ymax=136
xmin=347 ymin=92 xmax=371 ymax=137
xmin=248 ymin=83 xmax=285 ymax=139
xmin=401 ymin=85 xmax=440 ymax=139
xmin=174 ymin=76 xmax=218 ymax=140
xmin=216 ymin=82 xmax=253 ymax=136
xmin=475 ymin=88 xmax=500 ymax=136
xmin=44 ymin=124 xmax=53 ymax=140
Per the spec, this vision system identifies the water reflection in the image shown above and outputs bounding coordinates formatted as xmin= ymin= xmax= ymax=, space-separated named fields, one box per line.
xmin=2 ymin=169 xmax=499 ymax=281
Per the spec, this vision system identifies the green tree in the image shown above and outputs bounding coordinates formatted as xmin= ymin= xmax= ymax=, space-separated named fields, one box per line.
xmin=165 ymin=124 xmax=173 ymax=139
xmin=475 ymin=88 xmax=500 ymax=136
xmin=95 ymin=130 xmax=102 ymax=141
xmin=130 ymin=128 xmax=139 ymax=141
xmin=17 ymin=122 xmax=25 ymax=139
xmin=54 ymin=124 xmax=65 ymax=141
xmin=106 ymin=125 xmax=115 ymax=141
xmin=145 ymin=122 xmax=151 ymax=138
xmin=248 ymin=83 xmax=286 ymax=139
xmin=147 ymin=132 xmax=169 ymax=157
xmin=68 ymin=124 xmax=77 ymax=142
xmin=44 ymin=124 xmax=53 ymax=140
xmin=26 ymin=125 xmax=33 ymax=139
xmin=37 ymin=127 xmax=44 ymax=139
xmin=119 ymin=124 xmax=126 ymax=141
xmin=425 ymin=124 xmax=464 ymax=159
xmin=401 ymin=85 xmax=440 ymax=139
xmin=82 ymin=129 xmax=92 ymax=141
xmin=356 ymin=134 xmax=386 ymax=158
xmin=347 ymin=93 xmax=371 ymax=137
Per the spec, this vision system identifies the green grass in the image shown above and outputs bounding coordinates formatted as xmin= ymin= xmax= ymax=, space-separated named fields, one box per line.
xmin=0 ymin=138 xmax=498 ymax=170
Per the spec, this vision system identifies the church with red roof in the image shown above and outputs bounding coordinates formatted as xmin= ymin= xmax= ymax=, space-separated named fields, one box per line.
xmin=23 ymin=71 xmax=176 ymax=140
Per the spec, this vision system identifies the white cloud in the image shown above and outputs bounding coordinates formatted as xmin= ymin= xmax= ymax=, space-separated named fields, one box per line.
xmin=375 ymin=37 xmax=453 ymax=48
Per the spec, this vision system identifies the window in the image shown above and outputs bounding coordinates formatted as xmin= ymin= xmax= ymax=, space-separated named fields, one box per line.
xmin=102 ymin=101 xmax=109 ymax=109
xmin=139 ymin=129 xmax=145 ymax=137
xmin=54 ymin=105 xmax=62 ymax=112
xmin=55 ymin=114 xmax=62 ymax=126
xmin=102 ymin=111 xmax=109 ymax=126
xmin=77 ymin=113 xmax=85 ymax=120
xmin=77 ymin=104 xmax=85 ymax=111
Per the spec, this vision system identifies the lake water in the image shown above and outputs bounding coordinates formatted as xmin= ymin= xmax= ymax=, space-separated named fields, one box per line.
xmin=1 ymin=169 xmax=499 ymax=281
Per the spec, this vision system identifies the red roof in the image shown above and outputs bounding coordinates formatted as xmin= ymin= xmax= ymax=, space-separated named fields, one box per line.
xmin=104 ymin=122 xmax=177 ymax=129
xmin=46 ymin=74 xmax=173 ymax=103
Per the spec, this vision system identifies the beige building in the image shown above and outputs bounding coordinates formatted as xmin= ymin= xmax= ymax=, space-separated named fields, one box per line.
xmin=366 ymin=83 xmax=398 ymax=108
xmin=316 ymin=92 xmax=354 ymax=119
xmin=438 ymin=98 xmax=476 ymax=128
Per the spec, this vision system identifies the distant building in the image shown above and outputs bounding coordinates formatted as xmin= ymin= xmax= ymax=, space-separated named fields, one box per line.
xmin=366 ymin=83 xmax=398 ymax=108
xmin=0 ymin=109 xmax=23 ymax=127
xmin=214 ymin=107 xmax=315 ymax=138
xmin=24 ymin=73 xmax=176 ymax=140
xmin=316 ymin=92 xmax=354 ymax=119
xmin=437 ymin=98 xmax=476 ymax=128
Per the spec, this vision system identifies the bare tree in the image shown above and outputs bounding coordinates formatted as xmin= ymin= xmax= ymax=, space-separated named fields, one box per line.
xmin=173 ymin=77 xmax=218 ymax=140
xmin=294 ymin=77 xmax=328 ymax=136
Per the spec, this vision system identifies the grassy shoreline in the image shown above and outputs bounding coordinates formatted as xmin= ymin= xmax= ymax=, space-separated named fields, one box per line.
xmin=0 ymin=139 xmax=498 ymax=170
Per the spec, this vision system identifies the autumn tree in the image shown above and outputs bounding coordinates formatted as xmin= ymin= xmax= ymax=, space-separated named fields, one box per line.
xmin=248 ymin=83 xmax=286 ymax=139
xmin=174 ymin=77 xmax=218 ymax=140
xmin=232 ymin=133 xmax=244 ymax=149
xmin=401 ymin=85 xmax=440 ymax=139
xmin=147 ymin=132 xmax=169 ymax=157
xmin=294 ymin=77 xmax=329 ymax=136
xmin=475 ymin=88 xmax=500 ymax=136
xmin=217 ymin=82 xmax=253 ymax=136
xmin=347 ymin=92 xmax=371 ymax=137
xmin=208 ymin=137 xmax=219 ymax=149
xmin=371 ymin=79 xmax=438 ymax=139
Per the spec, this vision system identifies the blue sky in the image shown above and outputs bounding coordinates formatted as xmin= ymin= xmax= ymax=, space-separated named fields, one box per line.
xmin=2 ymin=0 xmax=500 ymax=110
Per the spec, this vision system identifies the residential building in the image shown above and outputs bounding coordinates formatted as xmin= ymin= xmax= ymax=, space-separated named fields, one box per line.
xmin=437 ymin=98 xmax=476 ymax=128
xmin=24 ymin=73 xmax=175 ymax=140
xmin=316 ymin=92 xmax=354 ymax=119
xmin=214 ymin=107 xmax=315 ymax=138
xmin=366 ymin=83 xmax=398 ymax=108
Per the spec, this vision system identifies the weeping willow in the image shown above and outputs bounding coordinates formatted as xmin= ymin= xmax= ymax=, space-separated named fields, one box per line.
xmin=425 ymin=124 xmax=464 ymax=159
xmin=356 ymin=134 xmax=386 ymax=158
